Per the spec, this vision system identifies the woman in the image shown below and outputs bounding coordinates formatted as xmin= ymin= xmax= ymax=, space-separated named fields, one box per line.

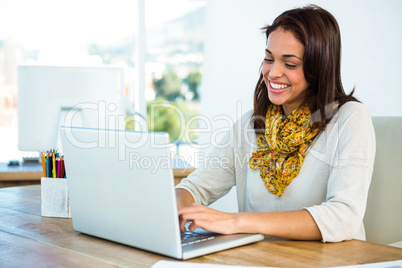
xmin=176 ymin=5 xmax=376 ymax=242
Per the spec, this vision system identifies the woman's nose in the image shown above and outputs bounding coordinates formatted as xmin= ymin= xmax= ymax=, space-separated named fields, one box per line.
xmin=269 ymin=63 xmax=283 ymax=79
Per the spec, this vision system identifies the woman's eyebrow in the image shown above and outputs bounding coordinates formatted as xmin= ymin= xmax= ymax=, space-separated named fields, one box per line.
xmin=265 ymin=49 xmax=303 ymax=61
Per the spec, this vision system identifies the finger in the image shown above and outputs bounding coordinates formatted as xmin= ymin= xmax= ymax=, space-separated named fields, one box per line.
xmin=188 ymin=221 xmax=198 ymax=232
xmin=180 ymin=218 xmax=193 ymax=233
xmin=179 ymin=210 xmax=209 ymax=232
xmin=179 ymin=211 xmax=200 ymax=232
xmin=180 ymin=210 xmax=210 ymax=224
xmin=188 ymin=219 xmax=211 ymax=232
xmin=181 ymin=217 xmax=212 ymax=233
xmin=179 ymin=213 xmax=190 ymax=232
xmin=178 ymin=203 xmax=203 ymax=215
xmin=188 ymin=220 xmax=202 ymax=232
xmin=179 ymin=212 xmax=200 ymax=232
xmin=177 ymin=204 xmax=204 ymax=219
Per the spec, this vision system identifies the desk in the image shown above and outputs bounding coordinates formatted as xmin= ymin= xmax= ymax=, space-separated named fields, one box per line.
xmin=1 ymin=186 xmax=402 ymax=267
xmin=0 ymin=161 xmax=195 ymax=188
xmin=0 ymin=162 xmax=43 ymax=187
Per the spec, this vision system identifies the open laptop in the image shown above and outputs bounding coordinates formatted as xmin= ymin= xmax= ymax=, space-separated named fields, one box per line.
xmin=60 ymin=126 xmax=264 ymax=260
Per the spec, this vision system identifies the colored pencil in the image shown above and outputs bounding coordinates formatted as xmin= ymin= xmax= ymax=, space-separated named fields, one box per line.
xmin=41 ymin=152 xmax=47 ymax=177
xmin=57 ymin=154 xmax=61 ymax=178
xmin=60 ymin=156 xmax=65 ymax=179
xmin=47 ymin=151 xmax=52 ymax=178
xmin=52 ymin=151 xmax=56 ymax=178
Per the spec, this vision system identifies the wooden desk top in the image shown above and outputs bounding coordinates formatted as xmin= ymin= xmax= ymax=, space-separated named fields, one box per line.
xmin=1 ymin=185 xmax=401 ymax=267
xmin=0 ymin=162 xmax=44 ymax=181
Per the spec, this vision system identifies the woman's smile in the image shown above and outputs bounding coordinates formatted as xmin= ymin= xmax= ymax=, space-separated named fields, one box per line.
xmin=268 ymin=80 xmax=291 ymax=93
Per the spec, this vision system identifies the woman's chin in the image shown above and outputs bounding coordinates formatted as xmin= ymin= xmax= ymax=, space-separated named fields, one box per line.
xmin=268 ymin=95 xmax=285 ymax=106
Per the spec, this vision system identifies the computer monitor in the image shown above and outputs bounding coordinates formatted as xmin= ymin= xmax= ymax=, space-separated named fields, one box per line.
xmin=17 ymin=65 xmax=126 ymax=153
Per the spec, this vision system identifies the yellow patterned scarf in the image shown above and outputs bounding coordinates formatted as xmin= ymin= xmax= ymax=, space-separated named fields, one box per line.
xmin=248 ymin=104 xmax=319 ymax=196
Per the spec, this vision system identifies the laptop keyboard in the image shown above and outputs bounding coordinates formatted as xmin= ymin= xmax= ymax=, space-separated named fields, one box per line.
xmin=181 ymin=231 xmax=215 ymax=246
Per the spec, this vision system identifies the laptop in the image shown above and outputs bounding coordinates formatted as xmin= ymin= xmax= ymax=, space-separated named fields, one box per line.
xmin=60 ymin=126 xmax=264 ymax=260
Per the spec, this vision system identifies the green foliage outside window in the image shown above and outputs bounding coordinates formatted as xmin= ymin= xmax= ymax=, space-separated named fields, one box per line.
xmin=126 ymin=70 xmax=202 ymax=143
xmin=183 ymin=71 xmax=201 ymax=101
xmin=147 ymin=98 xmax=200 ymax=142
xmin=152 ymin=70 xmax=183 ymax=101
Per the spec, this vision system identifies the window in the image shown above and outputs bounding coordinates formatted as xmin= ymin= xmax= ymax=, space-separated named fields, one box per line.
xmin=145 ymin=1 xmax=206 ymax=166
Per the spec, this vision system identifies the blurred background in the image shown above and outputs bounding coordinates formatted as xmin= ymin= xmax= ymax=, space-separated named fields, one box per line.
xmin=0 ymin=0 xmax=206 ymax=164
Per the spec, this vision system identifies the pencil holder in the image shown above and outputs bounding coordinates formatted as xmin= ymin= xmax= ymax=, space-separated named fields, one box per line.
xmin=41 ymin=177 xmax=71 ymax=218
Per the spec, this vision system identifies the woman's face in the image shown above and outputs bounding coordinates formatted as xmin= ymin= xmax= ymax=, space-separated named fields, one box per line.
xmin=262 ymin=27 xmax=309 ymax=116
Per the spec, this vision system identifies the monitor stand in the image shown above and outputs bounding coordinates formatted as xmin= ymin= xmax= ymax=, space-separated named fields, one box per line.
xmin=22 ymin=154 xmax=40 ymax=165
xmin=57 ymin=107 xmax=84 ymax=151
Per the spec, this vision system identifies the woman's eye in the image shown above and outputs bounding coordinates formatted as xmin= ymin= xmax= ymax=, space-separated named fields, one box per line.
xmin=264 ymin=58 xmax=274 ymax=63
xmin=285 ymin=63 xmax=297 ymax=69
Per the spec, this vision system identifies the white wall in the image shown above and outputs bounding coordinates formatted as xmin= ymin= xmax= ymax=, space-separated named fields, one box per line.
xmin=200 ymin=0 xmax=402 ymax=212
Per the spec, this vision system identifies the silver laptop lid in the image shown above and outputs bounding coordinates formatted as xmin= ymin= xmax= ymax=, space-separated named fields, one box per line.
xmin=60 ymin=126 xmax=182 ymax=258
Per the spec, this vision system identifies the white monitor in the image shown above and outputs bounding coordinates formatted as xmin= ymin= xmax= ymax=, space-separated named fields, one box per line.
xmin=17 ymin=65 xmax=126 ymax=152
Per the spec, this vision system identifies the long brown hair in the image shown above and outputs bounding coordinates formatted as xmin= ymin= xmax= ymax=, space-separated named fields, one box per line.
xmin=252 ymin=4 xmax=358 ymax=133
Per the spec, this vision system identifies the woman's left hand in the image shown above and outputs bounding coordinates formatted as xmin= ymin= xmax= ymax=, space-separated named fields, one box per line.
xmin=178 ymin=203 xmax=240 ymax=234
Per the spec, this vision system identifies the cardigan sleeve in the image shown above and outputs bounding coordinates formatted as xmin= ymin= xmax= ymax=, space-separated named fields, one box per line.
xmin=304 ymin=102 xmax=376 ymax=242
xmin=175 ymin=130 xmax=237 ymax=206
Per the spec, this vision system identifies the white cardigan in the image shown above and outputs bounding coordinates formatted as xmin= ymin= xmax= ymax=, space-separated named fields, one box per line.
xmin=176 ymin=102 xmax=376 ymax=242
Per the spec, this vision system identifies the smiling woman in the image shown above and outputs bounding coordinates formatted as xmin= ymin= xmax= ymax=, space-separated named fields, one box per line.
xmin=175 ymin=4 xmax=376 ymax=243
xmin=253 ymin=5 xmax=359 ymax=134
